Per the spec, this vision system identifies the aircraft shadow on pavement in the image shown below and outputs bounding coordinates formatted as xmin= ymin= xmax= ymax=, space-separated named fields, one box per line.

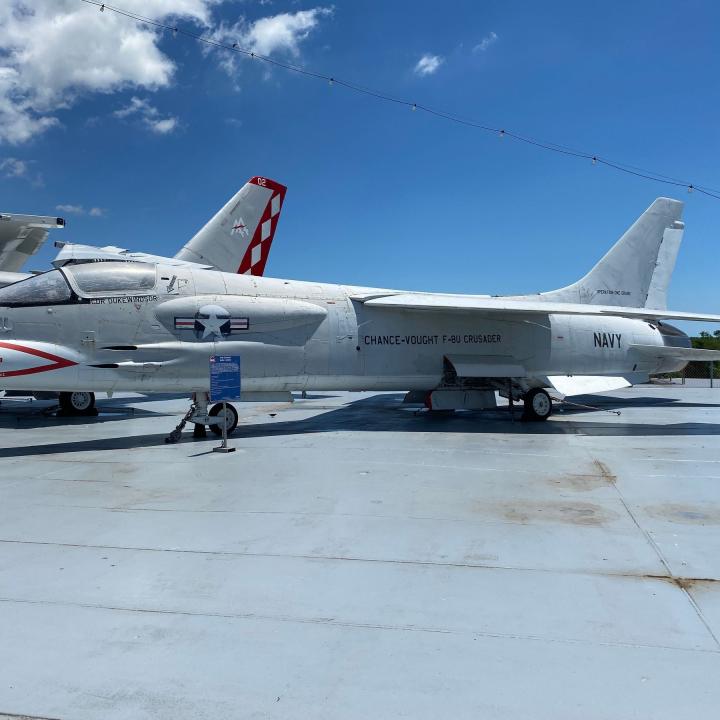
xmin=0 ymin=392 xmax=718 ymax=459
xmin=229 ymin=393 xmax=720 ymax=439
xmin=0 ymin=402 xmax=176 ymax=430
xmin=558 ymin=393 xmax=720 ymax=413
xmin=0 ymin=432 xmax=175 ymax=457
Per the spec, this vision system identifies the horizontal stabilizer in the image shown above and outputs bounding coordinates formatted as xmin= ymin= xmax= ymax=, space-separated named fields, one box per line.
xmin=630 ymin=344 xmax=720 ymax=361
xmin=548 ymin=375 xmax=631 ymax=397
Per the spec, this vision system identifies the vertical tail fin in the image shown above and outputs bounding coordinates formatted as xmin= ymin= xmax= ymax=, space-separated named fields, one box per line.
xmin=537 ymin=197 xmax=684 ymax=308
xmin=175 ymin=176 xmax=286 ymax=275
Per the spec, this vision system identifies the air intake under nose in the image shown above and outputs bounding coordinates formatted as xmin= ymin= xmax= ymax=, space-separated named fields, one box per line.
xmin=658 ymin=321 xmax=691 ymax=348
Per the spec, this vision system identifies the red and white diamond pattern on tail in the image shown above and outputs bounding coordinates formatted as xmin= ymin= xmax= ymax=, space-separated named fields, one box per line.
xmin=237 ymin=176 xmax=287 ymax=276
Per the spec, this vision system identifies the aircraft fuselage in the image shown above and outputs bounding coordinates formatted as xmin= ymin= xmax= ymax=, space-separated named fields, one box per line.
xmin=0 ymin=263 xmax=685 ymax=394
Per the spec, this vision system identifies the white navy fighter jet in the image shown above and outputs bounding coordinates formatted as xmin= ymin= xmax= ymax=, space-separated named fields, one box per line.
xmin=0 ymin=196 xmax=718 ymax=434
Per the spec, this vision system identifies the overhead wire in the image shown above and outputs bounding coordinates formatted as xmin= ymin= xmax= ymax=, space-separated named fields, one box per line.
xmin=81 ymin=0 xmax=720 ymax=200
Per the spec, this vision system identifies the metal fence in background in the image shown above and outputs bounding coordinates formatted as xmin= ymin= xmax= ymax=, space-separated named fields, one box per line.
xmin=652 ymin=361 xmax=718 ymax=387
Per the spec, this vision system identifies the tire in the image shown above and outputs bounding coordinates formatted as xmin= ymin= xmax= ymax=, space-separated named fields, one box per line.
xmin=522 ymin=388 xmax=552 ymax=421
xmin=208 ymin=403 xmax=239 ymax=436
xmin=59 ymin=391 xmax=96 ymax=414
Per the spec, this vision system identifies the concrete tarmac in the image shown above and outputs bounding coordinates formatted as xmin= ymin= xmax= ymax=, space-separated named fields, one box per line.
xmin=0 ymin=387 xmax=719 ymax=719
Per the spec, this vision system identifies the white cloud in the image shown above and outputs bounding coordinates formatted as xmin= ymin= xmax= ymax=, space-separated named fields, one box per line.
xmin=205 ymin=7 xmax=333 ymax=76
xmin=473 ymin=31 xmax=498 ymax=52
xmin=56 ymin=204 xmax=105 ymax=217
xmin=113 ymin=96 xmax=179 ymax=135
xmin=245 ymin=8 xmax=333 ymax=56
xmin=0 ymin=1 xmax=218 ymax=145
xmin=0 ymin=2 xmax=333 ymax=145
xmin=0 ymin=155 xmax=44 ymax=185
xmin=150 ymin=117 xmax=178 ymax=134
xmin=56 ymin=204 xmax=85 ymax=215
xmin=414 ymin=54 xmax=444 ymax=77
xmin=0 ymin=157 xmax=28 ymax=177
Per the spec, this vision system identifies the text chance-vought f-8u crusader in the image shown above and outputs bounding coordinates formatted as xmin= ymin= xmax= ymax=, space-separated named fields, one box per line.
xmin=0 ymin=196 xmax=719 ymax=432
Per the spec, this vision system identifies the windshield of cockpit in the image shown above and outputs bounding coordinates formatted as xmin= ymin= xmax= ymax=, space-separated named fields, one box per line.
xmin=0 ymin=270 xmax=71 ymax=306
xmin=65 ymin=262 xmax=157 ymax=296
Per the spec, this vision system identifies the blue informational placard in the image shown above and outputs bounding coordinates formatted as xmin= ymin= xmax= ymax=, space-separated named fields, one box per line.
xmin=209 ymin=355 xmax=241 ymax=402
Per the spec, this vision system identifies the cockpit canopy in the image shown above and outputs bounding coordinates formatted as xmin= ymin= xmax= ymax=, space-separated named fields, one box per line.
xmin=0 ymin=262 xmax=157 ymax=307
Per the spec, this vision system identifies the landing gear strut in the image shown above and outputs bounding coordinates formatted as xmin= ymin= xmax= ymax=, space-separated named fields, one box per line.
xmin=164 ymin=393 xmax=239 ymax=443
xmin=58 ymin=391 xmax=97 ymax=416
xmin=522 ymin=388 xmax=552 ymax=422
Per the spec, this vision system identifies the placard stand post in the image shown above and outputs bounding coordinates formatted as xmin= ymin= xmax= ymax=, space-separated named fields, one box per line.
xmin=214 ymin=400 xmax=235 ymax=453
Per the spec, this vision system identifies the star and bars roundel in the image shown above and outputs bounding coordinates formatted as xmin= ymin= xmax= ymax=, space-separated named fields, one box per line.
xmin=175 ymin=304 xmax=249 ymax=340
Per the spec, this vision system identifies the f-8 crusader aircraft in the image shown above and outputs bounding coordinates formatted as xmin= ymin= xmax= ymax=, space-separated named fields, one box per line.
xmin=0 ymin=196 xmax=718 ymax=434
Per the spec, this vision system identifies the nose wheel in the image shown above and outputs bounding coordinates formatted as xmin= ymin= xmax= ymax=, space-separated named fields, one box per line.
xmin=209 ymin=402 xmax=239 ymax=436
xmin=522 ymin=388 xmax=552 ymax=421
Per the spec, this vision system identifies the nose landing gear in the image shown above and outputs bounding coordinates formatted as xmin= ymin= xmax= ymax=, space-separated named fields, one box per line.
xmin=208 ymin=402 xmax=239 ymax=436
xmin=164 ymin=393 xmax=240 ymax=443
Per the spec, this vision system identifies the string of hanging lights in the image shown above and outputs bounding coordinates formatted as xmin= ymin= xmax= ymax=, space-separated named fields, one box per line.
xmin=82 ymin=0 xmax=720 ymax=200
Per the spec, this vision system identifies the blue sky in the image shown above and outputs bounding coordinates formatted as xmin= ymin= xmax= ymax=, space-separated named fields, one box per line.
xmin=1 ymin=0 xmax=718 ymax=319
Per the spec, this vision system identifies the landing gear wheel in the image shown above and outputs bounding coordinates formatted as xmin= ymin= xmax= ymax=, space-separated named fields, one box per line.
xmin=59 ymin=391 xmax=96 ymax=415
xmin=208 ymin=403 xmax=239 ymax=436
xmin=522 ymin=388 xmax=552 ymax=422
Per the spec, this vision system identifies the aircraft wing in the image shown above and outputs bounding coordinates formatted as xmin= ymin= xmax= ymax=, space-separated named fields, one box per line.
xmin=0 ymin=214 xmax=65 ymax=272
xmin=355 ymin=293 xmax=720 ymax=324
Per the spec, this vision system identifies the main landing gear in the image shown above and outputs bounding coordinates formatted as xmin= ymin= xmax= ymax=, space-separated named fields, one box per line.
xmin=417 ymin=383 xmax=554 ymax=422
xmin=165 ymin=392 xmax=239 ymax=443
xmin=58 ymin=391 xmax=97 ymax=416
xmin=522 ymin=388 xmax=553 ymax=422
